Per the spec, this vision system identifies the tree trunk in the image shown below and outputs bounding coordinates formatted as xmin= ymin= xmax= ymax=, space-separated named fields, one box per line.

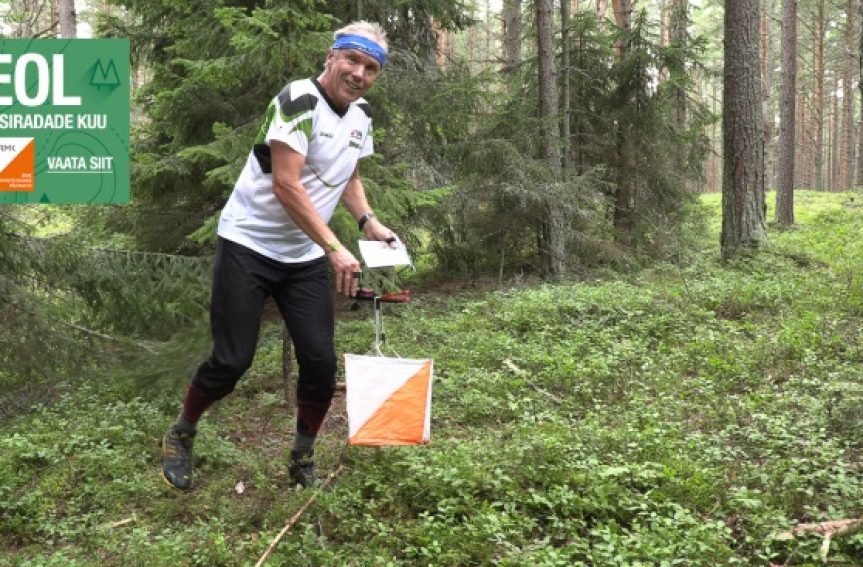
xmin=15 ymin=0 xmax=33 ymax=36
xmin=711 ymin=79 xmax=719 ymax=192
xmin=611 ymin=0 xmax=631 ymax=57
xmin=58 ymin=0 xmax=75 ymax=38
xmin=561 ymin=0 xmax=571 ymax=170
xmin=535 ymin=0 xmax=566 ymax=276
xmin=597 ymin=0 xmax=609 ymax=19
xmin=795 ymin=92 xmax=807 ymax=188
xmin=467 ymin=13 xmax=476 ymax=74
xmin=814 ymin=0 xmax=826 ymax=190
xmin=612 ymin=0 xmax=635 ymax=241
xmin=434 ymin=21 xmax=451 ymax=69
xmin=722 ymin=0 xmax=767 ymax=258
xmin=573 ymin=17 xmax=586 ymax=172
xmin=485 ymin=0 xmax=492 ymax=66
xmin=659 ymin=0 xmax=669 ymax=83
xmin=536 ymin=0 xmax=561 ymax=170
xmin=670 ymin=0 xmax=688 ymax=131
xmin=660 ymin=0 xmax=670 ymax=47
xmin=841 ymin=0 xmax=856 ymax=190
xmin=831 ymin=75 xmax=841 ymax=191
xmin=502 ymin=0 xmax=522 ymax=96
xmin=858 ymin=0 xmax=863 ymax=189
xmin=775 ymin=0 xmax=796 ymax=225
xmin=761 ymin=0 xmax=777 ymax=190
xmin=50 ymin=0 xmax=58 ymax=34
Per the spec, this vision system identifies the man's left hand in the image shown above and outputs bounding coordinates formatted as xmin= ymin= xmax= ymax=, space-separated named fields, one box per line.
xmin=363 ymin=218 xmax=399 ymax=248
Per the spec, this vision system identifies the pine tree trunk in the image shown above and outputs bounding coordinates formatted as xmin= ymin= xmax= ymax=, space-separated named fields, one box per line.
xmin=722 ymin=0 xmax=767 ymax=258
xmin=761 ymin=0 xmax=777 ymax=189
xmin=842 ymin=0 xmax=856 ymax=190
xmin=51 ymin=0 xmax=58 ymax=35
xmin=561 ymin=0 xmax=571 ymax=170
xmin=58 ymin=0 xmax=75 ymax=38
xmin=535 ymin=0 xmax=566 ymax=276
xmin=611 ymin=0 xmax=631 ymax=57
xmin=857 ymin=0 xmax=863 ymax=189
xmin=815 ymin=0 xmax=826 ymax=190
xmin=776 ymin=0 xmax=796 ymax=225
xmin=661 ymin=0 xmax=670 ymax=47
xmin=564 ymin=0 xmax=584 ymax=174
xmin=597 ymin=0 xmax=609 ymax=19
xmin=831 ymin=76 xmax=841 ymax=191
xmin=659 ymin=0 xmax=669 ymax=83
xmin=502 ymin=0 xmax=522 ymax=95
xmin=711 ymin=80 xmax=720 ymax=192
xmin=16 ymin=0 xmax=33 ymax=36
xmin=434 ymin=21 xmax=451 ymax=69
xmin=485 ymin=0 xmax=492 ymax=64
xmin=670 ymin=0 xmax=688 ymax=130
xmin=795 ymin=93 xmax=807 ymax=188
xmin=612 ymin=0 xmax=636 ymax=241
xmin=669 ymin=0 xmax=688 ymax=181
xmin=467 ymin=14 xmax=475 ymax=74
xmin=536 ymin=1 xmax=560 ymax=169
xmin=574 ymin=20 xmax=586 ymax=172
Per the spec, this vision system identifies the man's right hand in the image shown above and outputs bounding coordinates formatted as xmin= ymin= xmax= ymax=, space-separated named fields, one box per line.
xmin=326 ymin=245 xmax=361 ymax=297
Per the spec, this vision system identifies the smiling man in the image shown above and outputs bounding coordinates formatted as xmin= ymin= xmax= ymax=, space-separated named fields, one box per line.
xmin=161 ymin=21 xmax=397 ymax=490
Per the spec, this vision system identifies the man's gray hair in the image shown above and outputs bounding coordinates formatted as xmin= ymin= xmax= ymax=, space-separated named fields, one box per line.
xmin=333 ymin=21 xmax=388 ymax=51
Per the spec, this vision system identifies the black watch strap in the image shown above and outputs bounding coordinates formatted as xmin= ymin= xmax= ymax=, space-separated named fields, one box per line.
xmin=358 ymin=212 xmax=375 ymax=230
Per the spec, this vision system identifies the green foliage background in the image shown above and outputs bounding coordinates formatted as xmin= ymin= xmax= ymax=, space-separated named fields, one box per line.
xmin=86 ymin=0 xmax=711 ymax=268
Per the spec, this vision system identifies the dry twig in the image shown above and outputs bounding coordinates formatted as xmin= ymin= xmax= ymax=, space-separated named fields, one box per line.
xmin=102 ymin=516 xmax=135 ymax=529
xmin=775 ymin=518 xmax=863 ymax=563
xmin=254 ymin=465 xmax=345 ymax=567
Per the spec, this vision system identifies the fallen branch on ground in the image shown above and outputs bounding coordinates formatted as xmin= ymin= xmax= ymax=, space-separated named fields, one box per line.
xmin=110 ymin=517 xmax=135 ymax=528
xmin=254 ymin=464 xmax=345 ymax=567
xmin=775 ymin=518 xmax=863 ymax=563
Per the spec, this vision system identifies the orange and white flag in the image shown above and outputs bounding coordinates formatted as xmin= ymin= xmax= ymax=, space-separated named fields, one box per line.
xmin=345 ymin=354 xmax=433 ymax=446
xmin=0 ymin=138 xmax=35 ymax=192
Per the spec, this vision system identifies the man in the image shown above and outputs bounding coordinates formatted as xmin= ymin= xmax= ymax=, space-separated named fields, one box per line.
xmin=161 ymin=21 xmax=396 ymax=490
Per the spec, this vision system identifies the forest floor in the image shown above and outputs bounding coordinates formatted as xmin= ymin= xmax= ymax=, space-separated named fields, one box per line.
xmin=3 ymin=190 xmax=863 ymax=566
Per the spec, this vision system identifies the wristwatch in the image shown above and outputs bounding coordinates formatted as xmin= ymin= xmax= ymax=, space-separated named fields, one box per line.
xmin=358 ymin=212 xmax=375 ymax=230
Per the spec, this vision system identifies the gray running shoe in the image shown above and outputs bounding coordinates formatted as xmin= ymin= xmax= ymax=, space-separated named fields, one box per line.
xmin=161 ymin=428 xmax=195 ymax=490
xmin=288 ymin=450 xmax=319 ymax=488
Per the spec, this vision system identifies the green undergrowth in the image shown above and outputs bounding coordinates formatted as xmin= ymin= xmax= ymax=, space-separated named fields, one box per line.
xmin=3 ymin=191 xmax=863 ymax=565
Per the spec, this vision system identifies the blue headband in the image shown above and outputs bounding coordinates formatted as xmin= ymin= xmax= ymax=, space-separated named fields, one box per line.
xmin=332 ymin=34 xmax=387 ymax=68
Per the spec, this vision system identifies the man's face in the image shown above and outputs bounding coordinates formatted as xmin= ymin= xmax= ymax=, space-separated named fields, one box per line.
xmin=321 ymin=46 xmax=382 ymax=111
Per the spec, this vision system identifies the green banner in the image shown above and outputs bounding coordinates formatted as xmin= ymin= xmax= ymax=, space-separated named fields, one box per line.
xmin=0 ymin=39 xmax=130 ymax=204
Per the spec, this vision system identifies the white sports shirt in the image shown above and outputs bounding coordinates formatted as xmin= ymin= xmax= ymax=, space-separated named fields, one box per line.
xmin=218 ymin=78 xmax=374 ymax=262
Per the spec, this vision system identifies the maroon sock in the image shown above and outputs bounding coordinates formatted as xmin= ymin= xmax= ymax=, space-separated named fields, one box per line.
xmin=296 ymin=399 xmax=333 ymax=436
xmin=181 ymin=384 xmax=215 ymax=423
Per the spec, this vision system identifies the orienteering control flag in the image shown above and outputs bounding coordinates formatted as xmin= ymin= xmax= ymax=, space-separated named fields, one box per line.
xmin=345 ymin=354 xmax=433 ymax=446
